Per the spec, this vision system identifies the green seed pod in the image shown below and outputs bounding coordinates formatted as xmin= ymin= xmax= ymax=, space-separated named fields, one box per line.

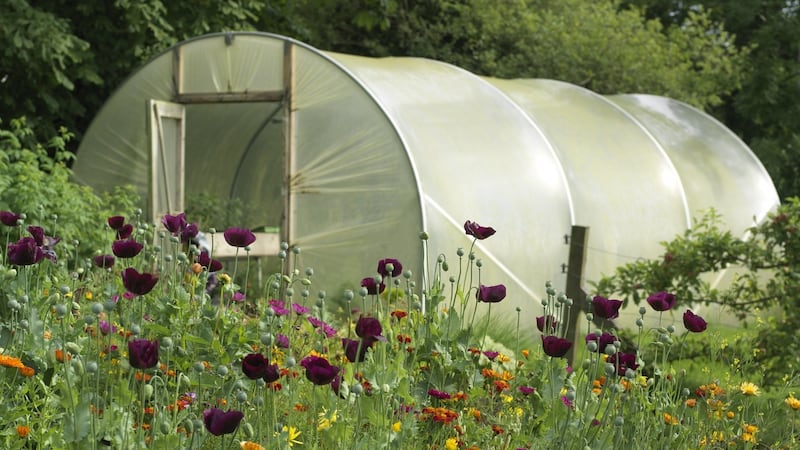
xmin=143 ymin=383 xmax=154 ymax=399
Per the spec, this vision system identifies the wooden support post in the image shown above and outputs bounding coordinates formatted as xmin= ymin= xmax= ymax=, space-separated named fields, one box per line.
xmin=564 ymin=225 xmax=589 ymax=364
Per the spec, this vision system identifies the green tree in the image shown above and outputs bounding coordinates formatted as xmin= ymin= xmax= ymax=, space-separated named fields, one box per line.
xmin=623 ymin=0 xmax=800 ymax=199
xmin=293 ymin=0 xmax=748 ymax=110
xmin=593 ymin=201 xmax=800 ymax=384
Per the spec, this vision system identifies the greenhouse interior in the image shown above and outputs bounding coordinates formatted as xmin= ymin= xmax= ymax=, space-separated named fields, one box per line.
xmin=72 ymin=31 xmax=780 ymax=328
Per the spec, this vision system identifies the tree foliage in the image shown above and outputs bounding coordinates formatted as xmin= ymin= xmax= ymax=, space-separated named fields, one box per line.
xmin=593 ymin=201 xmax=800 ymax=382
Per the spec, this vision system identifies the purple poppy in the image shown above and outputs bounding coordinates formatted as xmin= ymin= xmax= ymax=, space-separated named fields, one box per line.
xmin=98 ymin=320 xmax=117 ymax=336
xmin=269 ymin=299 xmax=290 ymax=316
xmin=591 ymin=295 xmax=623 ymax=320
xmin=427 ymin=389 xmax=451 ymax=400
xmin=263 ymin=363 xmax=280 ymax=383
xmin=464 ymin=220 xmax=496 ymax=240
xmin=536 ymin=315 xmax=558 ymax=333
xmin=342 ymin=338 xmax=371 ymax=363
xmin=586 ymin=332 xmax=617 ymax=353
xmin=541 ymin=335 xmax=572 ymax=358
xmin=116 ymin=223 xmax=134 ymax=240
xmin=377 ymin=258 xmax=403 ymax=278
xmin=202 ymin=408 xmax=244 ymax=436
xmin=112 ymin=239 xmax=143 ymax=258
xmin=107 ymin=216 xmax=125 ymax=230
xmin=300 ymin=355 xmax=340 ymax=385
xmin=121 ymin=267 xmax=159 ymax=296
xmin=241 ymin=353 xmax=269 ymax=379
xmin=477 ymin=284 xmax=507 ymax=303
xmin=26 ymin=226 xmax=59 ymax=262
xmin=93 ymin=254 xmax=116 ymax=269
xmin=518 ymin=385 xmax=535 ymax=395
xmin=223 ymin=227 xmax=256 ymax=248
xmin=0 ymin=211 xmax=20 ymax=227
xmin=683 ymin=309 xmax=708 ymax=333
xmin=607 ymin=352 xmax=639 ymax=376
xmin=180 ymin=222 xmax=199 ymax=242
xmin=292 ymin=303 xmax=310 ymax=315
xmin=647 ymin=291 xmax=676 ymax=312
xmin=483 ymin=351 xmax=499 ymax=361
xmin=355 ymin=316 xmax=384 ymax=340
xmin=361 ymin=277 xmax=385 ymax=295
xmin=231 ymin=292 xmax=245 ymax=303
xmin=7 ymin=237 xmax=44 ymax=266
xmin=197 ymin=250 xmax=223 ymax=272
xmin=307 ymin=316 xmax=338 ymax=338
xmin=161 ymin=213 xmax=187 ymax=234
xmin=128 ymin=339 xmax=159 ymax=369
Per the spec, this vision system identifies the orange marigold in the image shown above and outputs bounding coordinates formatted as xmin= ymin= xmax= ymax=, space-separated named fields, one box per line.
xmin=0 ymin=354 xmax=25 ymax=369
xmin=16 ymin=425 xmax=30 ymax=438
xmin=18 ymin=366 xmax=35 ymax=377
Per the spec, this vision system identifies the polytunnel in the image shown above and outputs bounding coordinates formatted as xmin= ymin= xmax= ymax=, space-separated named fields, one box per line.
xmin=72 ymin=31 xmax=780 ymax=327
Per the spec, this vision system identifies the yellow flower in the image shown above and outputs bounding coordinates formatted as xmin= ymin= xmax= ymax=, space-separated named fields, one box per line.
xmin=726 ymin=411 xmax=735 ymax=419
xmin=786 ymin=394 xmax=800 ymax=410
xmin=663 ymin=412 xmax=678 ymax=425
xmin=240 ymin=442 xmax=265 ymax=450
xmin=739 ymin=381 xmax=760 ymax=396
xmin=85 ymin=291 xmax=93 ymax=300
xmin=445 ymin=437 xmax=458 ymax=450
xmin=391 ymin=421 xmax=401 ymax=433
xmin=741 ymin=433 xmax=756 ymax=443
xmin=743 ymin=424 xmax=758 ymax=434
xmin=282 ymin=426 xmax=302 ymax=447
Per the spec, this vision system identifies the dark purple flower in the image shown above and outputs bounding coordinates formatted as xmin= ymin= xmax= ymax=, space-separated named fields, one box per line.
xmin=477 ymin=284 xmax=507 ymax=303
xmin=98 ymin=320 xmax=116 ymax=336
xmin=427 ymin=388 xmax=451 ymax=400
xmin=93 ymin=254 xmax=116 ymax=269
xmin=647 ymin=291 xmax=676 ymax=312
xmin=607 ymin=352 xmax=639 ymax=376
xmin=483 ymin=351 xmax=499 ymax=361
xmin=121 ymin=267 xmax=159 ymax=296
xmin=128 ymin=339 xmax=158 ymax=369
xmin=107 ymin=216 xmax=125 ymax=230
xmin=541 ymin=335 xmax=572 ymax=358
xmin=683 ymin=309 xmax=708 ymax=333
xmin=591 ymin=295 xmax=623 ymax=320
xmin=161 ymin=213 xmax=187 ymax=234
xmin=377 ymin=258 xmax=403 ymax=278
xmin=518 ymin=386 xmax=535 ymax=396
xmin=275 ymin=333 xmax=290 ymax=349
xmin=197 ymin=250 xmax=223 ymax=272
xmin=180 ymin=222 xmax=199 ymax=243
xmin=223 ymin=227 xmax=256 ymax=248
xmin=536 ymin=315 xmax=558 ymax=333
xmin=342 ymin=338 xmax=371 ymax=363
xmin=586 ymin=332 xmax=617 ymax=353
xmin=112 ymin=239 xmax=143 ymax=258
xmin=26 ymin=226 xmax=59 ymax=262
xmin=0 ymin=211 xmax=20 ymax=227
xmin=561 ymin=395 xmax=575 ymax=410
xmin=263 ymin=363 xmax=280 ymax=383
xmin=202 ymin=408 xmax=243 ymax=436
xmin=7 ymin=237 xmax=43 ymax=265
xmin=464 ymin=220 xmax=496 ymax=240
xmin=361 ymin=277 xmax=385 ymax=295
xmin=27 ymin=226 xmax=45 ymax=246
xmin=300 ymin=356 xmax=340 ymax=385
xmin=355 ymin=316 xmax=384 ymax=340
xmin=117 ymin=223 xmax=134 ymax=240
xmin=241 ymin=353 xmax=269 ymax=379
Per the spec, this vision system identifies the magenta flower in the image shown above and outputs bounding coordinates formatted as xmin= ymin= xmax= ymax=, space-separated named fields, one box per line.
xmin=355 ymin=316 xmax=384 ymax=340
xmin=275 ymin=333 xmax=290 ymax=349
xmin=477 ymin=284 xmax=507 ymax=303
xmin=377 ymin=258 xmax=403 ymax=278
xmin=647 ymin=291 xmax=676 ymax=312
xmin=121 ymin=267 xmax=159 ymax=296
xmin=112 ymin=239 xmax=143 ymax=258
xmin=300 ymin=356 xmax=340 ymax=385
xmin=202 ymin=408 xmax=244 ymax=436
xmin=307 ymin=316 xmax=338 ymax=338
xmin=0 ymin=211 xmax=20 ymax=227
xmin=223 ymin=227 xmax=256 ymax=248
xmin=591 ymin=295 xmax=623 ymax=320
xmin=464 ymin=220 xmax=496 ymax=240
xmin=107 ymin=215 xmax=125 ymax=230
xmin=268 ymin=299 xmax=290 ymax=316
xmin=585 ymin=332 xmax=617 ymax=353
xmin=607 ymin=352 xmax=639 ymax=376
xmin=483 ymin=351 xmax=499 ymax=361
xmin=98 ymin=320 xmax=117 ymax=336
xmin=518 ymin=385 xmax=535 ymax=396
xmin=683 ymin=309 xmax=708 ymax=333
xmin=93 ymin=254 xmax=116 ymax=269
xmin=536 ymin=315 xmax=558 ymax=333
xmin=360 ymin=277 xmax=385 ymax=295
xmin=197 ymin=250 xmax=223 ymax=272
xmin=7 ymin=237 xmax=43 ymax=266
xmin=231 ymin=292 xmax=245 ymax=303
xmin=116 ymin=223 xmax=134 ymax=240
xmin=292 ymin=303 xmax=310 ymax=315
xmin=180 ymin=222 xmax=199 ymax=242
xmin=128 ymin=339 xmax=159 ymax=369
xmin=541 ymin=335 xmax=572 ymax=358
